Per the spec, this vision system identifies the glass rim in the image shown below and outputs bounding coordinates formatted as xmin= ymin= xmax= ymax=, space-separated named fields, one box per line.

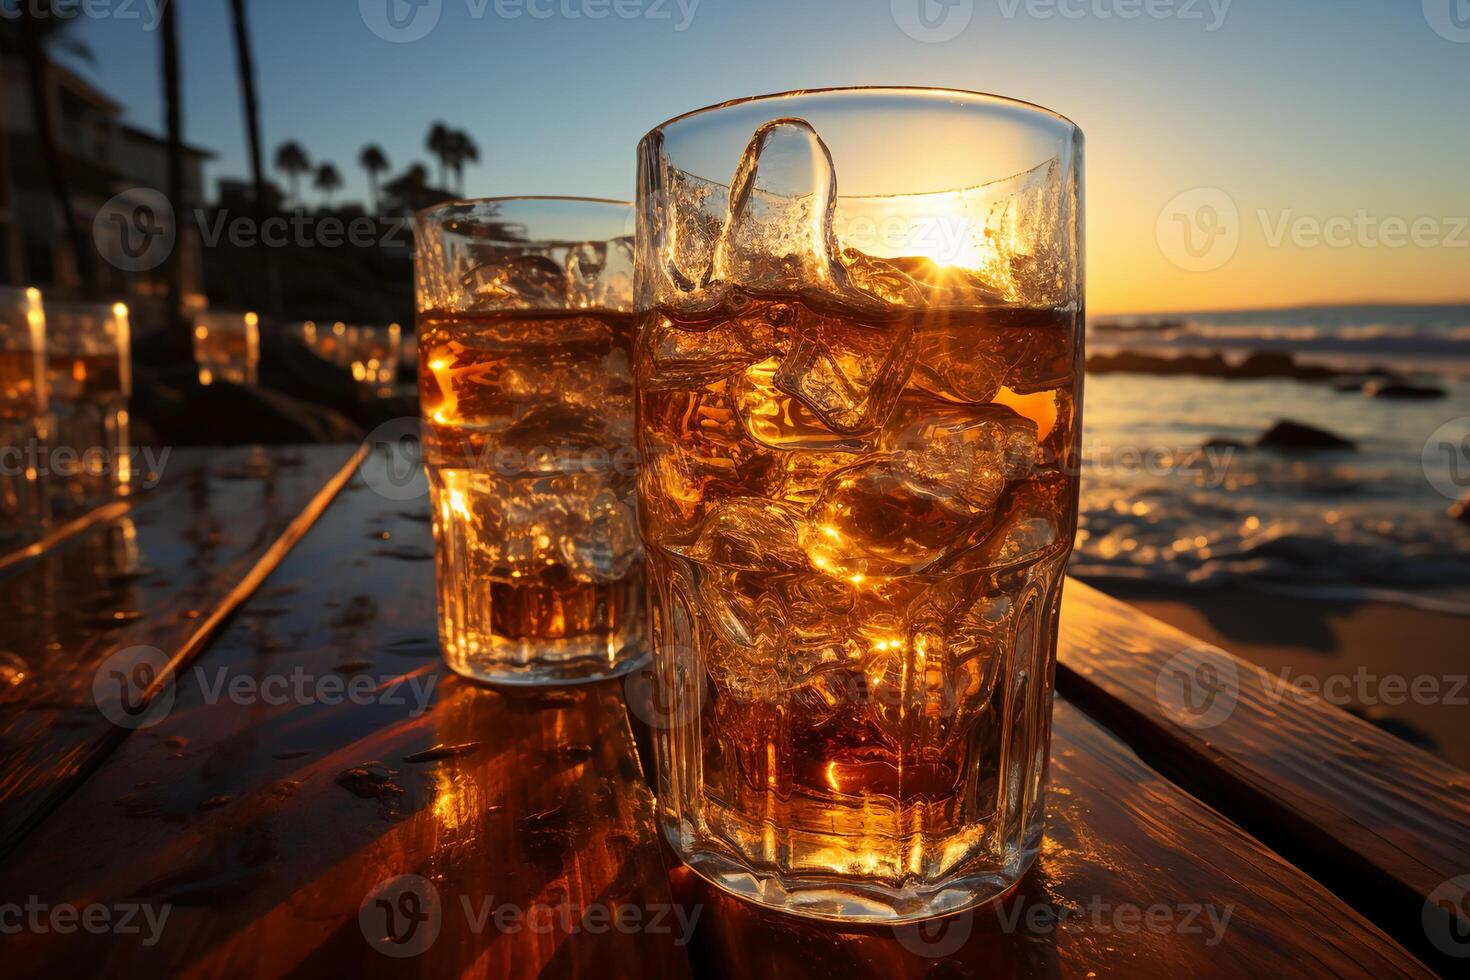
xmin=642 ymin=85 xmax=1081 ymax=140
xmin=415 ymin=195 xmax=633 ymax=224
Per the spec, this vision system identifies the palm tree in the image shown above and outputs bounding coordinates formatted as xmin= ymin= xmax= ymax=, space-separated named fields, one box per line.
xmin=314 ymin=164 xmax=343 ymax=208
xmin=161 ymin=0 xmax=186 ymax=349
xmin=447 ymin=130 xmax=480 ymax=195
xmin=228 ymin=0 xmax=280 ymax=316
xmin=274 ymin=142 xmax=311 ymax=206
xmin=359 ymin=145 xmax=389 ymax=213
xmin=426 ymin=122 xmax=451 ymax=190
xmin=382 ymin=163 xmax=439 ymax=214
xmin=1 ymin=3 xmax=96 ymax=290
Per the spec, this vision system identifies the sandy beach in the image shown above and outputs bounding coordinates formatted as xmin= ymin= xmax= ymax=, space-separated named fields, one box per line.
xmin=1098 ymin=582 xmax=1470 ymax=772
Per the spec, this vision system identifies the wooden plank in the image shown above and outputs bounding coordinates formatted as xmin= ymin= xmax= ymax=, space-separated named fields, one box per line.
xmin=0 ymin=443 xmax=365 ymax=856
xmin=1055 ymin=578 xmax=1470 ymax=974
xmin=667 ymin=699 xmax=1429 ymax=979
xmin=0 ymin=448 xmax=173 ymax=574
xmin=0 ymin=499 xmax=130 ymax=576
xmin=0 ymin=447 xmax=691 ymax=979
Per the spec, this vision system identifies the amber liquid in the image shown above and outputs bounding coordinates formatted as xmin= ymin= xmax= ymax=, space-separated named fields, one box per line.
xmin=46 ymin=353 xmax=124 ymax=402
xmin=638 ymin=294 xmax=1080 ymax=919
xmin=419 ymin=310 xmax=646 ymax=684
xmin=195 ymin=329 xmax=257 ymax=385
xmin=46 ymin=352 xmax=129 ymax=502
xmin=0 ymin=349 xmax=42 ymax=418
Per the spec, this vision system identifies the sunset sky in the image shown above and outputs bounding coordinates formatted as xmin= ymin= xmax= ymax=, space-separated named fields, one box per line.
xmin=62 ymin=0 xmax=1470 ymax=315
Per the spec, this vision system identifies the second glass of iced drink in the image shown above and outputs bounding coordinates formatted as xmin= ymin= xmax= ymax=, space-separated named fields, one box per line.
xmin=416 ymin=198 xmax=645 ymax=685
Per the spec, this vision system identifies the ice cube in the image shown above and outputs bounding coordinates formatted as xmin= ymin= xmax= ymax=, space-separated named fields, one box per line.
xmin=866 ymin=591 xmax=1010 ymax=748
xmin=697 ymin=568 xmax=856 ymax=692
xmin=803 ymin=457 xmax=1003 ymax=575
xmin=885 ymin=401 xmax=1040 ymax=507
xmin=639 ymin=308 xmax=789 ymax=390
xmin=912 ymin=332 xmax=1009 ymax=404
xmin=712 ymin=119 xmax=846 ymax=300
xmin=773 ymin=311 xmax=915 ymax=434
xmin=734 ymin=357 xmax=871 ymax=452
xmin=460 ymin=254 xmax=567 ymax=308
xmin=688 ymin=497 xmax=808 ymax=572
xmin=698 ymin=566 xmax=787 ymax=649
xmin=702 ymin=634 xmax=768 ymax=696
xmin=497 ymin=404 xmax=614 ymax=476
xmin=976 ymin=474 xmax=1066 ymax=567
xmin=496 ymin=493 xmax=565 ymax=579
xmin=637 ymin=387 xmax=783 ymax=544
xmin=865 ymin=637 xmax=961 ymax=750
xmin=560 ymin=490 xmax=639 ymax=583
xmin=567 ymin=237 xmax=635 ymax=310
xmin=775 ymin=448 xmax=865 ymax=508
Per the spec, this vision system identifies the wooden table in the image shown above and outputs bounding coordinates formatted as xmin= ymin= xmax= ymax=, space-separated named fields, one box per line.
xmin=1 ymin=444 xmax=1463 ymax=978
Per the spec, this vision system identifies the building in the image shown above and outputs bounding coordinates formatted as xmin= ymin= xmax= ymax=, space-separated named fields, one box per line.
xmin=0 ymin=60 xmax=213 ymax=322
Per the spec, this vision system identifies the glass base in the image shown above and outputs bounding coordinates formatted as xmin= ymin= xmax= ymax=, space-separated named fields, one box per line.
xmin=444 ymin=641 xmax=649 ymax=687
xmin=667 ymin=823 xmax=1039 ymax=924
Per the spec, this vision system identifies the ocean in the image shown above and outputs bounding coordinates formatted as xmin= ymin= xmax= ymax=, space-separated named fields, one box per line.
xmin=1078 ymin=304 xmax=1470 ymax=611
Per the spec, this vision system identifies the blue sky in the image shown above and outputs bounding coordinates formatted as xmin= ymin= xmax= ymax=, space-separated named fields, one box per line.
xmin=58 ymin=0 xmax=1470 ymax=311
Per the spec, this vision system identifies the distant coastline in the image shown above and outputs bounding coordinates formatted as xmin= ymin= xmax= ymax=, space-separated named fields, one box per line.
xmin=1089 ymin=300 xmax=1470 ymax=321
xmin=1087 ymin=302 xmax=1470 ymax=379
